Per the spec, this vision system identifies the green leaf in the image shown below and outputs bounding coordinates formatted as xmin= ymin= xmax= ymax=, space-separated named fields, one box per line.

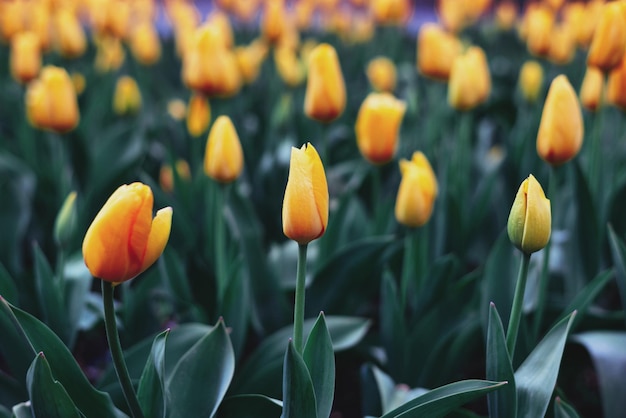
xmin=11 ymin=402 xmax=34 ymax=418
xmin=380 ymin=380 xmax=508 ymax=418
xmin=0 ymin=263 xmax=17 ymax=305
xmin=555 ymin=269 xmax=613 ymax=331
xmin=26 ymin=352 xmax=81 ymax=418
xmin=282 ymin=340 xmax=317 ymax=418
xmin=486 ymin=303 xmax=516 ymax=418
xmin=0 ymin=404 xmax=10 ymax=418
xmin=221 ymin=265 xmax=250 ymax=359
xmin=303 ymin=313 xmax=335 ymax=418
xmin=515 ymin=312 xmax=576 ymax=418
xmin=33 ymin=244 xmax=68 ymax=344
xmin=137 ymin=329 xmax=169 ymax=418
xmin=554 ymin=397 xmax=581 ymax=418
xmin=217 ymin=394 xmax=282 ymax=418
xmin=166 ymin=319 xmax=234 ymax=418
xmin=380 ymin=271 xmax=407 ymax=382
xmin=607 ymin=225 xmax=626 ymax=325
xmin=573 ymin=161 xmax=600 ymax=280
xmin=571 ymin=331 xmax=626 ymax=418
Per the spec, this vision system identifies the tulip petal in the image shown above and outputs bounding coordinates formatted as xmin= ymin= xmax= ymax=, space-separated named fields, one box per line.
xmin=522 ymin=175 xmax=551 ymax=254
xmin=140 ymin=207 xmax=173 ymax=274
xmin=307 ymin=143 xmax=329 ymax=235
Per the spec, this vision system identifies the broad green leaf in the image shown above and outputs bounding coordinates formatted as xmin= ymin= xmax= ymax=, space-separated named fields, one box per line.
xmin=571 ymin=331 xmax=626 ymax=418
xmin=166 ymin=319 xmax=234 ymax=418
xmin=26 ymin=353 xmax=81 ymax=418
xmin=380 ymin=380 xmax=508 ymax=418
xmin=218 ymin=394 xmax=282 ymax=418
xmin=137 ymin=329 xmax=169 ymax=418
xmin=282 ymin=340 xmax=317 ymax=418
xmin=33 ymin=244 xmax=68 ymax=344
xmin=554 ymin=397 xmax=581 ymax=418
xmin=303 ymin=313 xmax=335 ymax=418
xmin=222 ymin=264 xmax=250 ymax=359
xmin=380 ymin=271 xmax=407 ymax=382
xmin=486 ymin=303 xmax=516 ymax=418
xmin=573 ymin=161 xmax=600 ymax=280
xmin=11 ymin=402 xmax=33 ymax=418
xmin=555 ymin=269 xmax=613 ymax=331
xmin=363 ymin=364 xmax=428 ymax=415
xmin=515 ymin=312 xmax=576 ymax=418
xmin=0 ymin=263 xmax=17 ymax=305
xmin=63 ymin=253 xmax=96 ymax=349
xmin=607 ymin=225 xmax=626 ymax=325
xmin=0 ymin=369 xmax=24 ymax=407
xmin=0 ymin=404 xmax=10 ymax=418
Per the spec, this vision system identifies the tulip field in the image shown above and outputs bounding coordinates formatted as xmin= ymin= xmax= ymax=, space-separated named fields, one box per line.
xmin=3 ymin=0 xmax=626 ymax=417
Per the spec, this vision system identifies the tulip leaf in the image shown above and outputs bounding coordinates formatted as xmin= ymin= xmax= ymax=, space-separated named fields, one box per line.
xmin=573 ymin=161 xmax=600 ymax=281
xmin=217 ymin=394 xmax=282 ymax=418
xmin=607 ymin=225 xmax=626 ymax=325
xmin=26 ymin=352 xmax=81 ymax=418
xmin=380 ymin=271 xmax=407 ymax=382
xmin=554 ymin=397 xmax=581 ymax=418
xmin=137 ymin=329 xmax=169 ymax=418
xmin=486 ymin=303 xmax=517 ymax=418
xmin=282 ymin=340 xmax=317 ymax=418
xmin=11 ymin=402 xmax=34 ymax=418
xmin=303 ymin=312 xmax=335 ymax=418
xmin=515 ymin=311 xmax=576 ymax=418
xmin=379 ymin=379 xmax=508 ymax=418
xmin=166 ymin=319 xmax=234 ymax=418
xmin=0 ymin=404 xmax=10 ymax=418
xmin=33 ymin=243 xmax=68 ymax=344
xmin=222 ymin=264 xmax=250 ymax=359
xmin=0 ymin=262 xmax=17 ymax=305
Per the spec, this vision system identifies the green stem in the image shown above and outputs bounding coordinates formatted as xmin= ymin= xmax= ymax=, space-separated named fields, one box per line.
xmin=400 ymin=231 xmax=415 ymax=313
xmin=293 ymin=244 xmax=308 ymax=353
xmin=215 ymin=183 xmax=231 ymax=307
xmin=400 ymin=228 xmax=428 ymax=313
xmin=371 ymin=166 xmax=383 ymax=234
xmin=589 ymin=87 xmax=605 ymax=200
xmin=102 ymin=281 xmax=144 ymax=418
xmin=506 ymin=252 xmax=532 ymax=359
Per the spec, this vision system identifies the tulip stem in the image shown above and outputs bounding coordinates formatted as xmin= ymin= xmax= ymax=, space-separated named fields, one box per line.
xmin=215 ymin=183 xmax=231 ymax=307
xmin=400 ymin=228 xmax=426 ymax=312
xmin=102 ymin=281 xmax=145 ymax=418
xmin=506 ymin=252 xmax=531 ymax=359
xmin=293 ymin=243 xmax=308 ymax=353
xmin=589 ymin=87 xmax=605 ymax=200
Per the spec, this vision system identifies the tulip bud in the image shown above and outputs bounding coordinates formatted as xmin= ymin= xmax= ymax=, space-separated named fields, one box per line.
xmin=437 ymin=0 xmax=468 ymax=33
xmin=537 ymin=75 xmax=584 ymax=166
xmin=94 ymin=36 xmax=125 ymax=73
xmin=355 ymin=93 xmax=406 ymax=165
xmin=607 ymin=54 xmax=626 ymax=111
xmin=275 ymin=46 xmax=305 ymax=87
xmin=235 ymin=39 xmax=268 ymax=84
xmin=580 ymin=66 xmax=605 ymax=112
xmin=71 ymin=72 xmax=86 ymax=95
xmin=366 ymin=57 xmax=397 ymax=93
xmin=304 ymin=43 xmax=346 ymax=122
xmin=186 ymin=93 xmax=211 ymax=137
xmin=282 ymin=143 xmax=329 ymax=245
xmin=113 ymin=76 xmax=142 ymax=116
xmin=10 ymin=31 xmax=41 ymax=84
xmin=204 ymin=116 xmax=244 ymax=183
xmin=261 ymin=0 xmax=287 ymax=44
xmin=129 ymin=21 xmax=161 ymax=66
xmin=548 ymin=24 xmax=575 ymax=65
xmin=507 ymin=174 xmax=551 ymax=255
xmin=495 ymin=1 xmax=517 ymax=30
xmin=207 ymin=11 xmax=234 ymax=49
xmin=372 ymin=0 xmax=413 ymax=26
xmin=518 ymin=60 xmax=544 ymax=103
xmin=167 ymin=99 xmax=187 ymax=121
xmin=54 ymin=9 xmax=87 ymax=59
xmin=395 ymin=151 xmax=438 ymax=228
xmin=448 ymin=46 xmax=491 ymax=111
xmin=525 ymin=5 xmax=554 ymax=58
xmin=160 ymin=159 xmax=191 ymax=193
xmin=587 ymin=2 xmax=626 ymax=72
xmin=83 ymin=183 xmax=172 ymax=283
xmin=417 ymin=23 xmax=462 ymax=81
xmin=54 ymin=191 xmax=78 ymax=249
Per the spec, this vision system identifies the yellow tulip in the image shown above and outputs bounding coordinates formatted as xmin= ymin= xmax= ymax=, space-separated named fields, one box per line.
xmin=275 ymin=46 xmax=305 ymax=87
xmin=394 ymin=151 xmax=438 ymax=228
xmin=448 ymin=46 xmax=491 ymax=111
xmin=233 ymin=0 xmax=260 ymax=23
xmin=437 ymin=0 xmax=468 ymax=33
xmin=518 ymin=60 xmax=544 ymax=103
xmin=113 ymin=76 xmax=142 ymax=116
xmin=186 ymin=93 xmax=211 ymax=137
xmin=548 ymin=24 xmax=575 ymax=65
xmin=282 ymin=143 xmax=329 ymax=244
xmin=94 ymin=36 xmax=125 ymax=73
xmin=507 ymin=174 xmax=551 ymax=255
xmin=82 ymin=183 xmax=173 ymax=283
xmin=26 ymin=65 xmax=79 ymax=133
xmin=495 ymin=1 xmax=518 ymax=31
xmin=10 ymin=32 xmax=41 ymax=84
xmin=261 ymin=0 xmax=287 ymax=44
xmin=580 ymin=66 xmax=605 ymax=112
xmin=562 ymin=2 xmax=589 ymax=47
xmin=304 ymin=43 xmax=346 ymax=122
xmin=587 ymin=2 xmax=626 ymax=72
xmin=544 ymin=0 xmax=565 ymax=12
xmin=372 ymin=0 xmax=413 ymax=26
xmin=54 ymin=9 xmax=87 ymax=59
xmin=366 ymin=56 xmax=397 ymax=93
xmin=204 ymin=116 xmax=244 ymax=183
xmin=167 ymin=98 xmax=187 ymax=121
xmin=607 ymin=54 xmax=626 ymax=111
xmin=160 ymin=159 xmax=191 ymax=193
xmin=235 ymin=39 xmax=268 ymax=84
xmin=525 ymin=4 xmax=554 ymax=58
xmin=417 ymin=23 xmax=462 ymax=81
xmin=355 ymin=93 xmax=406 ymax=165
xmin=71 ymin=72 xmax=86 ymax=95
xmin=536 ymin=75 xmax=584 ymax=166
xmin=129 ymin=21 xmax=161 ymax=66
xmin=207 ymin=11 xmax=234 ymax=49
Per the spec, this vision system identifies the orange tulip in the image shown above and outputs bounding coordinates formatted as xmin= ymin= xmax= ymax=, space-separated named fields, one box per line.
xmin=54 ymin=9 xmax=87 ymax=58
xmin=167 ymin=98 xmax=187 ymax=121
xmin=282 ymin=143 xmax=329 ymax=245
xmin=525 ymin=5 xmax=554 ymax=58
xmin=562 ymin=2 xmax=590 ymax=47
xmin=543 ymin=0 xmax=565 ymax=12
xmin=275 ymin=46 xmax=305 ymax=87
xmin=113 ymin=76 xmax=142 ymax=116
xmin=261 ymin=0 xmax=287 ymax=44
xmin=417 ymin=23 xmax=462 ymax=81
xmin=304 ymin=43 xmax=346 ymax=122
xmin=233 ymin=0 xmax=260 ymax=23
xmin=129 ymin=21 xmax=161 ymax=65
xmin=235 ymin=39 xmax=267 ymax=84
xmin=26 ymin=66 xmax=79 ymax=133
xmin=587 ymin=2 xmax=626 ymax=72
xmin=395 ymin=151 xmax=438 ymax=228
xmin=548 ymin=24 xmax=575 ymax=65
xmin=372 ymin=0 xmax=413 ymax=26
xmin=160 ymin=160 xmax=191 ymax=193
xmin=580 ymin=66 xmax=605 ymax=112
xmin=82 ymin=183 xmax=172 ymax=283
xmin=537 ymin=75 xmax=584 ymax=166
xmin=204 ymin=116 xmax=244 ymax=183
xmin=437 ymin=0 xmax=468 ymax=33
xmin=607 ymin=54 xmax=626 ymax=111
xmin=94 ymin=36 xmax=125 ymax=73
xmin=207 ymin=11 xmax=234 ymax=49
xmin=366 ymin=56 xmax=397 ymax=93
xmin=355 ymin=93 xmax=406 ymax=165
xmin=495 ymin=1 xmax=518 ymax=30
xmin=10 ymin=32 xmax=41 ymax=84
xmin=186 ymin=93 xmax=211 ymax=137
xmin=518 ymin=60 xmax=544 ymax=103
xmin=71 ymin=72 xmax=86 ymax=95
xmin=448 ymin=46 xmax=491 ymax=111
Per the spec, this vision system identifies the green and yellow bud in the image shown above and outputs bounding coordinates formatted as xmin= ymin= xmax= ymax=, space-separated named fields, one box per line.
xmin=507 ymin=174 xmax=551 ymax=254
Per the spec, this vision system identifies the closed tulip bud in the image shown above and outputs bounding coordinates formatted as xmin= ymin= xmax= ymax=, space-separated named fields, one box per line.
xmin=0 ymin=1 xmax=24 ymax=41
xmin=437 ymin=0 xmax=468 ymax=33
xmin=507 ymin=174 xmax=551 ymax=255
xmin=518 ymin=60 xmax=544 ymax=103
xmin=54 ymin=9 xmax=86 ymax=58
xmin=607 ymin=55 xmax=626 ymax=111
xmin=54 ymin=191 xmax=78 ymax=248
xmin=160 ymin=159 xmax=191 ymax=193
xmin=275 ymin=46 xmax=305 ymax=87
xmin=261 ymin=0 xmax=287 ymax=44
xmin=395 ymin=151 xmax=438 ymax=228
xmin=562 ymin=2 xmax=589 ymax=47
xmin=495 ymin=1 xmax=517 ymax=30
xmin=525 ymin=5 xmax=554 ymax=58
xmin=26 ymin=66 xmax=79 ymax=133
xmin=355 ymin=93 xmax=406 ymax=164
xmin=282 ymin=143 xmax=329 ymax=245
xmin=448 ymin=46 xmax=491 ymax=111
xmin=235 ymin=39 xmax=267 ymax=84
xmin=233 ymin=0 xmax=259 ymax=23
xmin=71 ymin=72 xmax=86 ymax=95
xmin=587 ymin=2 xmax=626 ymax=72
xmin=10 ymin=32 xmax=41 ymax=84
xmin=295 ymin=0 xmax=315 ymax=30
xmin=549 ymin=24 xmax=575 ymax=65
xmin=204 ymin=116 xmax=244 ymax=183
xmin=130 ymin=21 xmax=161 ymax=66
xmin=580 ymin=66 xmax=605 ymax=112
xmin=94 ymin=36 xmax=125 ymax=73
xmin=537 ymin=75 xmax=584 ymax=166
xmin=351 ymin=13 xmax=375 ymax=44
xmin=113 ymin=76 xmax=142 ymax=115
xmin=417 ymin=23 xmax=462 ymax=81
xmin=544 ymin=0 xmax=565 ymax=12
xmin=82 ymin=183 xmax=173 ymax=283
xmin=186 ymin=93 xmax=211 ymax=137
xmin=30 ymin=7 xmax=52 ymax=52
xmin=372 ymin=0 xmax=413 ymax=26
xmin=304 ymin=43 xmax=346 ymax=122
xmin=207 ymin=11 xmax=234 ymax=49
xmin=366 ymin=56 xmax=397 ymax=93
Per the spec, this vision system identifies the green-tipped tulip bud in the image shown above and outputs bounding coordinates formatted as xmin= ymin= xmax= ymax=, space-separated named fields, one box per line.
xmin=54 ymin=191 xmax=78 ymax=249
xmin=507 ymin=174 xmax=551 ymax=254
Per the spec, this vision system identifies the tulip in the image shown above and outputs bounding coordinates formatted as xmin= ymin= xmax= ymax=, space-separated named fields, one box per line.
xmin=518 ymin=60 xmax=544 ymax=103
xmin=275 ymin=46 xmax=305 ymax=87
xmin=233 ymin=0 xmax=259 ymax=23
xmin=507 ymin=174 xmax=551 ymax=255
xmin=544 ymin=0 xmax=565 ymax=12
xmin=587 ymin=2 xmax=626 ymax=72
xmin=261 ymin=0 xmax=287 ymax=44
xmin=94 ymin=36 xmax=125 ymax=73
xmin=282 ymin=143 xmax=329 ymax=245
xmin=186 ymin=93 xmax=211 ymax=137
xmin=395 ymin=151 xmax=438 ymax=228
xmin=54 ymin=191 xmax=78 ymax=249
xmin=580 ymin=66 xmax=605 ymax=112
xmin=54 ymin=9 xmax=87 ymax=59
xmin=366 ymin=56 xmax=397 ymax=93
xmin=536 ymin=75 xmax=584 ymax=166
xmin=562 ymin=2 xmax=590 ymax=47
xmin=10 ymin=32 xmax=41 ymax=84
xmin=495 ymin=1 xmax=518 ymax=30
xmin=548 ymin=24 xmax=575 ymax=65
xmin=113 ymin=76 xmax=142 ymax=116
xmin=437 ymin=0 xmax=468 ymax=33
xmin=167 ymin=98 xmax=187 ymax=121
xmin=30 ymin=6 xmax=52 ymax=52
xmin=26 ymin=66 xmax=79 ymax=133
xmin=294 ymin=0 xmax=315 ymax=30
xmin=204 ymin=116 xmax=244 ymax=183
xmin=448 ymin=46 xmax=491 ymax=111
xmin=355 ymin=93 xmax=406 ymax=165
xmin=372 ymin=0 xmax=413 ymax=26
xmin=525 ymin=5 xmax=554 ymax=58
xmin=129 ymin=21 xmax=161 ymax=66
xmin=71 ymin=72 xmax=86 ymax=95
xmin=417 ymin=23 xmax=462 ymax=81
xmin=0 ymin=0 xmax=24 ymax=41
xmin=304 ymin=43 xmax=346 ymax=122
xmin=235 ymin=39 xmax=268 ymax=84
xmin=160 ymin=160 xmax=191 ymax=193
xmin=351 ymin=13 xmax=375 ymax=44
xmin=607 ymin=55 xmax=626 ymax=111
xmin=207 ymin=11 xmax=234 ymax=49
xmin=83 ymin=183 xmax=172 ymax=283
